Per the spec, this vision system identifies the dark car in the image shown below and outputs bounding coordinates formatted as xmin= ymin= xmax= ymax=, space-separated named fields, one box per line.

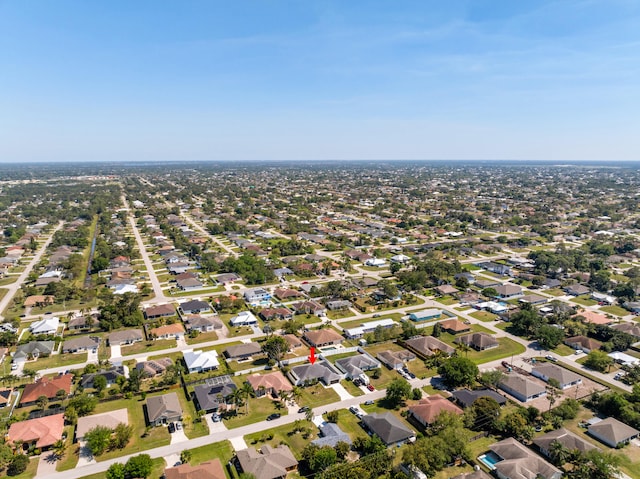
xmin=266 ymin=413 xmax=281 ymax=421
xmin=168 ymin=423 xmax=175 ymax=433
xmin=298 ymin=406 xmax=310 ymax=413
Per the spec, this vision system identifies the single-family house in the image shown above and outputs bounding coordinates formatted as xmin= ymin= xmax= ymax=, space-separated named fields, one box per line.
xmin=149 ymin=323 xmax=185 ymax=340
xmin=8 ymin=414 xmax=65 ymax=450
xmin=454 ymin=332 xmax=499 ymax=351
xmin=246 ymin=371 xmax=293 ymax=397
xmin=62 ymin=336 xmax=100 ymax=353
xmin=564 ymin=284 xmax=590 ymax=296
xmin=564 ymin=336 xmax=602 ymax=353
xmin=288 ymin=360 xmax=344 ymax=386
xmin=303 ymin=329 xmax=344 ymax=348
xmin=244 ymin=288 xmax=271 ymax=304
xmin=108 ymin=329 xmax=143 ymax=346
xmin=230 ymin=311 xmax=259 ymax=326
xmin=183 ymin=349 xmax=219 ymax=373
xmin=80 ymin=366 xmax=127 ymax=389
xmin=334 ymin=354 xmax=380 ymax=384
xmin=293 ymin=301 xmax=327 ymax=316
xmin=76 ymin=409 xmax=129 ymax=441
xmin=499 ymin=373 xmax=546 ymax=403
xmin=487 ymin=437 xmax=562 ymax=479
xmin=494 ymin=284 xmax=523 ymax=299
xmin=236 ymin=445 xmax=298 ymax=479
xmin=184 ymin=314 xmax=223 ymax=333
xmin=20 ymin=374 xmax=73 ymax=405
xmin=588 ymin=417 xmax=640 ymax=448
xmin=377 ymin=349 xmax=416 ymax=370
xmin=533 ymin=428 xmax=599 ymax=458
xmin=13 ymin=340 xmax=54 ymax=362
xmin=312 ymin=422 xmax=352 ymax=448
xmin=451 ymin=389 xmax=507 ymax=408
xmin=273 ymin=288 xmax=304 ymax=301
xmin=180 ymin=300 xmax=212 ymax=315
xmin=361 ymin=413 xmax=415 ymax=447
xmin=438 ymin=319 xmax=471 ymax=334
xmin=146 ymin=392 xmax=183 ymax=426
xmin=144 ymin=304 xmax=177 ymax=320
xmin=136 ymin=358 xmax=173 ymax=378
xmin=404 ymin=336 xmax=455 ymax=358
xmin=344 ymin=318 xmax=397 ymax=339
xmin=224 ymin=342 xmax=262 ymax=360
xmin=29 ymin=317 xmax=60 ymax=335
xmin=259 ymin=307 xmax=293 ymax=321
xmin=193 ymin=379 xmax=237 ymax=412
xmin=165 ymin=459 xmax=226 ymax=479
xmin=531 ymin=364 xmax=582 ymax=389
xmin=408 ymin=395 xmax=463 ymax=427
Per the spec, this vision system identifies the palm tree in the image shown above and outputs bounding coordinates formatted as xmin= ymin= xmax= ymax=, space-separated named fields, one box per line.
xmin=291 ymin=386 xmax=302 ymax=406
xmin=53 ymin=439 xmax=66 ymax=459
xmin=549 ymin=440 xmax=570 ymax=466
xmin=455 ymin=342 xmax=471 ymax=358
xmin=228 ymin=389 xmax=244 ymax=414
xmin=241 ymin=383 xmax=255 ymax=415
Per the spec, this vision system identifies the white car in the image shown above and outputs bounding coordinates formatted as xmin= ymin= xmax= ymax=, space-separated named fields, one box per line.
xmin=11 ymin=363 xmax=18 ymax=370
xmin=574 ymin=350 xmax=583 ymax=355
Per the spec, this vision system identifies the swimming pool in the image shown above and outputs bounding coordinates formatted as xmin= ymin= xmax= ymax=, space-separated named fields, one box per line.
xmin=477 ymin=452 xmax=502 ymax=470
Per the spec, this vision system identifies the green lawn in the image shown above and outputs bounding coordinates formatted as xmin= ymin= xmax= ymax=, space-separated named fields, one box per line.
xmin=121 ymin=339 xmax=177 ymax=356
xmin=571 ymin=296 xmax=598 ymax=307
xmin=406 ymin=360 xmax=437 ymax=380
xmin=185 ymin=331 xmax=219 ymax=345
xmin=91 ymin=392 xmax=171 ymax=461
xmin=224 ymin=396 xmax=288 ymax=429
xmin=551 ymin=344 xmax=576 ymax=356
xmin=323 ymin=408 xmax=368 ymax=440
xmin=544 ymin=288 xmax=565 ymax=297
xmin=326 ymin=309 xmax=356 ymax=320
xmin=600 ymin=305 xmax=629 ymax=317
xmin=366 ymin=365 xmax=399 ymax=389
xmin=340 ymin=379 xmax=364 ymax=397
xmin=0 ymin=276 xmax=17 ymax=286
xmin=31 ymin=352 xmax=88 ymax=370
xmin=184 ymin=439 xmax=234 ymax=466
xmin=298 ymin=383 xmax=341 ymax=408
xmin=457 ymin=337 xmax=526 ymax=365
xmin=435 ymin=296 xmax=458 ymax=305
xmin=56 ymin=425 xmax=79 ymax=471
xmin=0 ymin=288 xmax=8 ymax=302
xmin=469 ymin=311 xmax=498 ymax=322
xmin=244 ymin=421 xmax=317 ymax=460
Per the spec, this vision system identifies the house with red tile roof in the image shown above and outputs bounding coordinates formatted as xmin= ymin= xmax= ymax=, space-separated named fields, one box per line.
xmin=408 ymin=395 xmax=463 ymax=427
xmin=8 ymin=413 xmax=65 ymax=450
xmin=20 ymin=374 xmax=73 ymax=406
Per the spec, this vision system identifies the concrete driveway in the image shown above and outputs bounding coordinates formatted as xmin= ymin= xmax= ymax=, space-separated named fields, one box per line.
xmin=110 ymin=345 xmax=121 ymax=359
xmin=37 ymin=451 xmax=59 ymax=477
xmin=329 ymin=383 xmax=353 ymax=401
xmin=170 ymin=426 xmax=188 ymax=445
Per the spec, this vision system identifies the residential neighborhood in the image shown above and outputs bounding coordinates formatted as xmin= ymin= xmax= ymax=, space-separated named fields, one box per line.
xmin=0 ymin=162 xmax=640 ymax=479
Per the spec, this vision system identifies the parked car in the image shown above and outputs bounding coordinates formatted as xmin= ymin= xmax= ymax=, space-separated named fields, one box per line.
xmin=545 ymin=355 xmax=557 ymax=362
xmin=298 ymin=406 xmax=310 ymax=413
xmin=574 ymin=350 xmax=583 ymax=355
xmin=349 ymin=406 xmax=359 ymax=415
xmin=367 ymin=384 xmax=375 ymax=391
xmin=168 ymin=423 xmax=175 ymax=433
xmin=175 ymin=422 xmax=182 ymax=431
xmin=364 ymin=400 xmax=375 ymax=405
xmin=212 ymin=414 xmax=221 ymax=422
xmin=11 ymin=363 xmax=18 ymax=370
xmin=266 ymin=413 xmax=281 ymax=421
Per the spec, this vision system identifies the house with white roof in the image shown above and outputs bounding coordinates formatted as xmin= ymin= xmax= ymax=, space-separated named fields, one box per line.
xmin=230 ymin=311 xmax=258 ymax=326
xmin=344 ymin=318 xmax=397 ymax=339
xmin=30 ymin=317 xmax=60 ymax=335
xmin=183 ymin=349 xmax=219 ymax=373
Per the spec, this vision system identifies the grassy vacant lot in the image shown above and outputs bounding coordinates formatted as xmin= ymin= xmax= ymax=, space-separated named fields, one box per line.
xmin=366 ymin=363 xmax=398 ymax=389
xmin=435 ymin=296 xmax=458 ymax=305
xmin=184 ymin=440 xmax=234 ymax=466
xmin=121 ymin=339 xmax=177 ymax=356
xmin=544 ymin=288 xmax=565 ymax=297
xmin=225 ymin=396 xmax=287 ymax=429
xmin=32 ymin=352 xmax=88 ymax=370
xmin=326 ymin=309 xmax=356 ymax=320
xmin=551 ymin=344 xmax=576 ymax=356
xmin=91 ymin=392 xmax=171 ymax=461
xmin=185 ymin=330 xmax=219 ymax=345
xmin=600 ymin=305 xmax=629 ymax=317
xmin=323 ymin=408 xmax=368 ymax=441
xmin=571 ymin=296 xmax=598 ymax=307
xmin=340 ymin=379 xmax=364 ymax=397
xmin=469 ymin=310 xmax=499 ymax=322
xmin=298 ymin=383 xmax=340 ymax=408
xmin=462 ymin=338 xmax=525 ymax=365
xmin=245 ymin=421 xmax=316 ymax=459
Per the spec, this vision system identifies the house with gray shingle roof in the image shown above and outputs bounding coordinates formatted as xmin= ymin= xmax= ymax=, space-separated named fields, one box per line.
xmin=146 ymin=392 xmax=183 ymax=426
xmin=288 ymin=360 xmax=343 ymax=386
xmin=588 ymin=417 xmax=640 ymax=448
xmin=533 ymin=427 xmax=599 ymax=458
xmin=236 ymin=445 xmax=298 ymax=479
xmin=361 ymin=412 xmax=415 ymax=447
xmin=499 ymin=373 xmax=546 ymax=403
xmin=489 ymin=437 xmax=562 ymax=479
xmin=312 ymin=422 xmax=352 ymax=448
xmin=531 ymin=364 xmax=582 ymax=390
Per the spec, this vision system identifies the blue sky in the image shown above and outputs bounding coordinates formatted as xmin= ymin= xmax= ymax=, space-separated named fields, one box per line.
xmin=1 ymin=0 xmax=639 ymax=162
